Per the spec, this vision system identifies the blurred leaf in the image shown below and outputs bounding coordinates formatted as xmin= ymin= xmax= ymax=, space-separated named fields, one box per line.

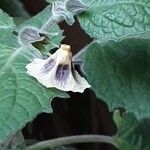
xmin=115 ymin=113 xmax=150 ymax=150
xmin=0 ymin=0 xmax=29 ymax=17
xmin=0 ymin=131 xmax=25 ymax=150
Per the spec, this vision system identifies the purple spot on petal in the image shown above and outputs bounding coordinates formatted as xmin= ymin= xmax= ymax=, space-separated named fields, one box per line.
xmin=56 ymin=64 xmax=70 ymax=83
xmin=41 ymin=59 xmax=56 ymax=74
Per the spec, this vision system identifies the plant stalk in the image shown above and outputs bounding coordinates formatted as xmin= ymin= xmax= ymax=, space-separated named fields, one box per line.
xmin=26 ymin=135 xmax=118 ymax=150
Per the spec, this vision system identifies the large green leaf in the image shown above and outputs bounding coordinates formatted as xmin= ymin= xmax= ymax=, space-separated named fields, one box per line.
xmin=79 ymin=37 xmax=150 ymax=119
xmin=78 ymin=0 xmax=150 ymax=41
xmin=0 ymin=9 xmax=68 ymax=141
xmin=114 ymin=113 xmax=150 ymax=150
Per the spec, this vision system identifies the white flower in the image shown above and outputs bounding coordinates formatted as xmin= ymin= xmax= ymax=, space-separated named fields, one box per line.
xmin=26 ymin=44 xmax=91 ymax=93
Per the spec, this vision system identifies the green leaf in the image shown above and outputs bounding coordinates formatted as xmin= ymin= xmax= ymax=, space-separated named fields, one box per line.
xmin=21 ymin=5 xmax=64 ymax=54
xmin=20 ymin=5 xmax=54 ymax=29
xmin=0 ymin=44 xmax=67 ymax=141
xmin=80 ymin=37 xmax=150 ymax=119
xmin=0 ymin=9 xmax=14 ymax=29
xmin=78 ymin=0 xmax=150 ymax=41
xmin=115 ymin=113 xmax=150 ymax=150
xmin=0 ymin=9 xmax=19 ymax=48
xmin=0 ymin=10 xmax=68 ymax=141
xmin=113 ymin=110 xmax=123 ymax=129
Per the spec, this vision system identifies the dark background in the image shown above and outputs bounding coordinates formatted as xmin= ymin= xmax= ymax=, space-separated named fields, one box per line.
xmin=10 ymin=0 xmax=117 ymax=149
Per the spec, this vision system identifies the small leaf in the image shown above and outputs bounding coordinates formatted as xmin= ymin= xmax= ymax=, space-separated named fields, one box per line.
xmin=66 ymin=0 xmax=88 ymax=14
xmin=19 ymin=27 xmax=46 ymax=45
xmin=115 ymin=113 xmax=150 ymax=150
xmin=113 ymin=110 xmax=123 ymax=129
xmin=46 ymin=0 xmax=87 ymax=26
xmin=80 ymin=37 xmax=150 ymax=119
xmin=20 ymin=5 xmax=64 ymax=54
xmin=78 ymin=0 xmax=150 ymax=41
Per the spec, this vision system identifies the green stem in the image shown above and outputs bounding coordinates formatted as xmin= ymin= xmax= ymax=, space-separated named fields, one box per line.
xmin=26 ymin=135 xmax=118 ymax=150
xmin=40 ymin=16 xmax=56 ymax=31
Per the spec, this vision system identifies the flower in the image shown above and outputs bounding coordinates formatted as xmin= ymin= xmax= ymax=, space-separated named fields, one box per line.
xmin=26 ymin=44 xmax=91 ymax=92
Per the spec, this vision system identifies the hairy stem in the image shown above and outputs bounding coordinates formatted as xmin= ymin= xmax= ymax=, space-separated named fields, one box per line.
xmin=40 ymin=16 xmax=56 ymax=31
xmin=26 ymin=135 xmax=118 ymax=150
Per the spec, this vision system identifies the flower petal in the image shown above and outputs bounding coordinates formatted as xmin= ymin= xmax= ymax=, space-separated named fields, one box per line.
xmin=26 ymin=44 xmax=91 ymax=93
xmin=41 ymin=58 xmax=56 ymax=74
xmin=56 ymin=64 xmax=70 ymax=83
